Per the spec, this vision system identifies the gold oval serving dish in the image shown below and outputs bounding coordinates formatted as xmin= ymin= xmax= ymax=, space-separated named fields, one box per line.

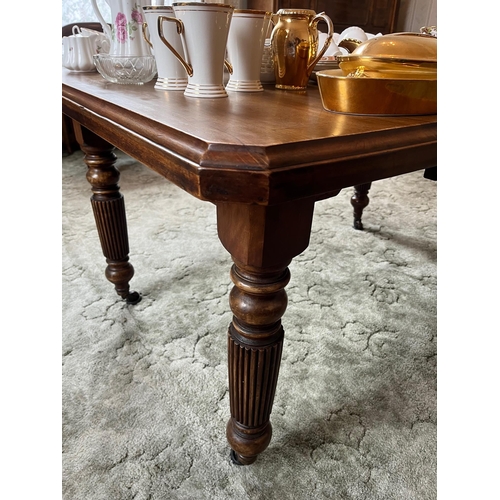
xmin=337 ymin=32 xmax=437 ymax=79
xmin=316 ymin=69 xmax=437 ymax=116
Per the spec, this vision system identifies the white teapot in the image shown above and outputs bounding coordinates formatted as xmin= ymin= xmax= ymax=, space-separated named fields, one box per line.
xmin=91 ymin=0 xmax=152 ymax=56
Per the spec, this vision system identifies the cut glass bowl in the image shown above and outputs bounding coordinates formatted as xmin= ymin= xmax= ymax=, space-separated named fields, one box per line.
xmin=94 ymin=55 xmax=157 ymax=85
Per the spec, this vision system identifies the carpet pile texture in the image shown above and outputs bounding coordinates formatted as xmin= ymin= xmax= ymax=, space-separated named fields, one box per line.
xmin=62 ymin=150 xmax=437 ymax=499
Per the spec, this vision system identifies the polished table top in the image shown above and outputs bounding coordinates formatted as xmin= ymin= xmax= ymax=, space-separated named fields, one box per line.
xmin=62 ymin=69 xmax=437 ymax=206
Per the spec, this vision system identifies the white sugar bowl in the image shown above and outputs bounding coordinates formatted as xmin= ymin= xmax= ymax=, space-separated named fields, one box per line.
xmin=62 ymin=34 xmax=96 ymax=72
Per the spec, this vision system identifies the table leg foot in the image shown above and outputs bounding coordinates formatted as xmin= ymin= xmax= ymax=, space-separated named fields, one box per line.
xmin=229 ymin=449 xmax=245 ymax=466
xmin=230 ymin=447 xmax=258 ymax=466
xmin=125 ymin=290 xmax=142 ymax=305
xmin=227 ymin=416 xmax=273 ymax=466
xmin=104 ymin=259 xmax=141 ymax=303
xmin=351 ymin=182 xmax=372 ymax=230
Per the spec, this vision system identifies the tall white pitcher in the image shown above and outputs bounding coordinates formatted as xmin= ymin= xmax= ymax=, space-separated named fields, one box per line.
xmin=91 ymin=0 xmax=152 ymax=56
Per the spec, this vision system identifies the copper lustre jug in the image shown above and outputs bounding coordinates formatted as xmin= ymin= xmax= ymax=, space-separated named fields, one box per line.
xmin=270 ymin=8 xmax=333 ymax=90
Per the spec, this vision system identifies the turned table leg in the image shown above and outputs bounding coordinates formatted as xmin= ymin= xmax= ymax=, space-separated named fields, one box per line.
xmin=350 ymin=182 xmax=372 ymax=230
xmin=74 ymin=124 xmax=141 ymax=304
xmin=216 ymin=199 xmax=317 ymax=464
xmin=227 ymin=262 xmax=289 ymax=464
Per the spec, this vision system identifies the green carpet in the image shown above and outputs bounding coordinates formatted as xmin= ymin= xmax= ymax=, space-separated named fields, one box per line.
xmin=62 ymin=149 xmax=436 ymax=499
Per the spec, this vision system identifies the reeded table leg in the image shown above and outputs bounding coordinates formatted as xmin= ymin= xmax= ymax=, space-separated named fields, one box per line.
xmin=350 ymin=182 xmax=372 ymax=230
xmin=216 ymin=199 xmax=318 ymax=464
xmin=227 ymin=262 xmax=289 ymax=464
xmin=74 ymin=124 xmax=141 ymax=304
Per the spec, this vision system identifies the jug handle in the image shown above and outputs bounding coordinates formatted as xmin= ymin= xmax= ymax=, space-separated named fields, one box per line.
xmin=90 ymin=0 xmax=113 ymax=41
xmin=224 ymin=60 xmax=233 ymax=75
xmin=270 ymin=13 xmax=279 ymax=27
xmin=306 ymin=12 xmax=333 ymax=73
xmin=142 ymin=22 xmax=153 ymax=49
xmin=158 ymin=15 xmax=193 ymax=77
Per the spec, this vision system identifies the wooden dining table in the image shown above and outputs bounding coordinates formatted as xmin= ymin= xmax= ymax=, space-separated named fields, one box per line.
xmin=62 ymin=68 xmax=437 ymax=465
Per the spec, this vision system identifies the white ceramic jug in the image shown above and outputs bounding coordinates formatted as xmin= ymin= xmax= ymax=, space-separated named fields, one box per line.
xmin=91 ymin=0 xmax=153 ymax=56
xmin=142 ymin=6 xmax=188 ymax=90
xmin=158 ymin=2 xmax=234 ymax=98
xmin=226 ymin=9 xmax=272 ymax=92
